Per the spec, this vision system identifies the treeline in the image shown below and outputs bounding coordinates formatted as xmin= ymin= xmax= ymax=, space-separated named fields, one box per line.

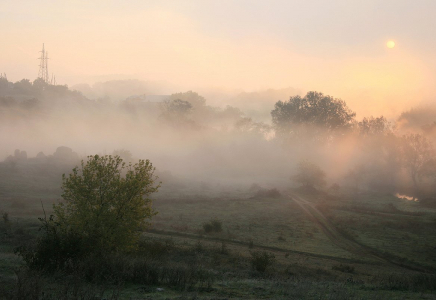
xmin=2 ymin=77 xmax=436 ymax=202
xmin=271 ymin=92 xmax=436 ymax=203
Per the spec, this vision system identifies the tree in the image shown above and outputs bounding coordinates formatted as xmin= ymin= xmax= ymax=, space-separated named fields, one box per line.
xmin=358 ymin=116 xmax=391 ymax=136
xmin=168 ymin=91 xmax=206 ymax=109
xmin=292 ymin=160 xmax=326 ymax=189
xmin=112 ymin=148 xmax=133 ymax=163
xmin=163 ymin=98 xmax=193 ymax=115
xmin=54 ymin=155 xmax=159 ymax=253
xmin=159 ymin=98 xmax=200 ymax=129
xmin=271 ymin=91 xmax=356 ymax=142
xmin=13 ymin=79 xmax=33 ymax=95
xmin=401 ymin=134 xmax=434 ymax=196
xmin=345 ymin=164 xmax=367 ymax=194
xmin=234 ymin=117 xmax=271 ymax=137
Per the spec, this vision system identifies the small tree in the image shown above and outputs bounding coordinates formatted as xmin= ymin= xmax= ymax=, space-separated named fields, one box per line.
xmin=54 ymin=155 xmax=159 ymax=253
xmin=292 ymin=160 xmax=326 ymax=189
xmin=250 ymin=251 xmax=275 ymax=272
xmin=345 ymin=164 xmax=367 ymax=194
xmin=401 ymin=134 xmax=434 ymax=196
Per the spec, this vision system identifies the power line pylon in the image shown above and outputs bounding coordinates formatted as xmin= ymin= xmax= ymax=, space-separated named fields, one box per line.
xmin=50 ymin=73 xmax=56 ymax=85
xmin=37 ymin=43 xmax=49 ymax=83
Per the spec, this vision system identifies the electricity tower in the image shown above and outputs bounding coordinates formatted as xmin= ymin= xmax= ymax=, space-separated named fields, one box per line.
xmin=37 ymin=43 xmax=49 ymax=83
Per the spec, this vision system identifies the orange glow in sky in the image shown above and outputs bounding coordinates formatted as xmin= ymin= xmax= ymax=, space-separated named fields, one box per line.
xmin=1 ymin=1 xmax=435 ymax=117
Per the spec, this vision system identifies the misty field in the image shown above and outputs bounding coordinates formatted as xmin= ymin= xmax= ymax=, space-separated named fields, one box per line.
xmin=2 ymin=61 xmax=436 ymax=299
xmin=3 ymin=0 xmax=436 ymax=298
xmin=1 ymin=161 xmax=436 ymax=299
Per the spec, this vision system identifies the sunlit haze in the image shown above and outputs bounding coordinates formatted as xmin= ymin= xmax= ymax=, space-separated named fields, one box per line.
xmin=1 ymin=0 xmax=436 ymax=117
xmin=2 ymin=2 xmax=436 ymax=296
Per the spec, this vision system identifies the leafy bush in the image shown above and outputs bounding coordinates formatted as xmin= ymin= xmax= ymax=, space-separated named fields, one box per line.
xmin=136 ymin=238 xmax=174 ymax=258
xmin=55 ymin=155 xmax=159 ymax=253
xmin=15 ymin=215 xmax=88 ymax=273
xmin=203 ymin=219 xmax=222 ymax=233
xmin=2 ymin=211 xmax=9 ymax=224
xmin=16 ymin=155 xmax=160 ymax=273
xmin=250 ymin=251 xmax=275 ymax=272
xmin=332 ymin=264 xmax=355 ymax=273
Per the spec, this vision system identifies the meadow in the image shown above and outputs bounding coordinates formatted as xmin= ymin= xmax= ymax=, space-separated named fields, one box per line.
xmin=1 ymin=161 xmax=436 ymax=299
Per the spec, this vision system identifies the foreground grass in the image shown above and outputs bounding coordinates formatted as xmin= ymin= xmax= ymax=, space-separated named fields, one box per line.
xmin=1 ymin=211 xmax=436 ymax=299
xmin=1 ymin=169 xmax=436 ymax=299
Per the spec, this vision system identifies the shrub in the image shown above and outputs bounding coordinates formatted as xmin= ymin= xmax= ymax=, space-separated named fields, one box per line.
xmin=55 ymin=155 xmax=159 ymax=253
xmin=332 ymin=264 xmax=355 ymax=273
xmin=250 ymin=251 xmax=275 ymax=272
xmin=16 ymin=155 xmax=160 ymax=273
xmin=2 ymin=211 xmax=9 ymax=224
xmin=136 ymin=238 xmax=174 ymax=258
xmin=15 ymin=215 xmax=88 ymax=273
xmin=203 ymin=219 xmax=222 ymax=233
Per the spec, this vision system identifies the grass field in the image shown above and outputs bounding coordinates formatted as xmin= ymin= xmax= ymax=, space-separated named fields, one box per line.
xmin=1 ymin=162 xmax=436 ymax=299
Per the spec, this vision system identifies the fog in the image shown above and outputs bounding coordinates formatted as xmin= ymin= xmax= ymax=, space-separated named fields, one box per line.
xmin=2 ymin=76 xmax=436 ymax=199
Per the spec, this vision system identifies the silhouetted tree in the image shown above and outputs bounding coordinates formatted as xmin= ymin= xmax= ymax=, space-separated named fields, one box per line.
xmin=292 ymin=160 xmax=326 ymax=189
xmin=345 ymin=164 xmax=367 ymax=194
xmin=401 ymin=134 xmax=434 ymax=196
xmin=163 ymin=99 xmax=192 ymax=114
xmin=234 ymin=117 xmax=271 ymax=136
xmin=13 ymin=79 xmax=33 ymax=95
xmin=271 ymin=91 xmax=355 ymax=142
xmin=112 ymin=149 xmax=133 ymax=163
xmin=358 ymin=116 xmax=391 ymax=136
xmin=32 ymin=78 xmax=48 ymax=92
xmin=160 ymin=98 xmax=198 ymax=129
xmin=329 ymin=183 xmax=340 ymax=194
xmin=168 ymin=91 xmax=206 ymax=109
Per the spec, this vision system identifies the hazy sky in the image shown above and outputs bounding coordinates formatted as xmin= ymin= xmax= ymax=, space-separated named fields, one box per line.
xmin=1 ymin=0 xmax=435 ymax=116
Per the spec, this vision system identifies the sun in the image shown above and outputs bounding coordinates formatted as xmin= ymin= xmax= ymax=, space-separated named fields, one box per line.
xmin=387 ymin=40 xmax=395 ymax=49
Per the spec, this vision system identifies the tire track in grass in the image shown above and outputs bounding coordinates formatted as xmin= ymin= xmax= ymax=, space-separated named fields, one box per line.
xmin=289 ymin=193 xmax=435 ymax=273
xmin=145 ymin=228 xmax=375 ymax=265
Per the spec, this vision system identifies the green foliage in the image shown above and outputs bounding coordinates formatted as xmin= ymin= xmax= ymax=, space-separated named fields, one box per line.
xmin=54 ymin=155 xmax=159 ymax=253
xmin=292 ymin=160 xmax=326 ymax=189
xmin=16 ymin=155 xmax=160 ymax=273
xmin=202 ymin=219 xmax=223 ymax=233
xmin=15 ymin=214 xmax=87 ymax=272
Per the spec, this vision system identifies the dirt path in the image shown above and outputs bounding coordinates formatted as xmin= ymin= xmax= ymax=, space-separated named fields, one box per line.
xmin=289 ymin=193 xmax=433 ymax=273
xmin=289 ymin=193 xmax=383 ymax=261
xmin=145 ymin=228 xmax=372 ymax=265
